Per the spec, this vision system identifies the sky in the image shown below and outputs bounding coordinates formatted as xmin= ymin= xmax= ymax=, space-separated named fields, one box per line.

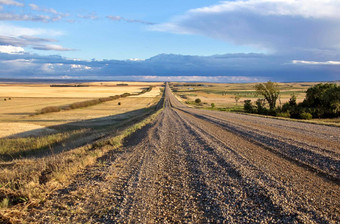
xmin=0 ymin=0 xmax=340 ymax=82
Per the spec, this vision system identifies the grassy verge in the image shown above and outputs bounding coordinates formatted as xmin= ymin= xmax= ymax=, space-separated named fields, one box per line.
xmin=0 ymin=101 xmax=163 ymax=222
xmin=0 ymin=129 xmax=88 ymax=161
xmin=236 ymin=112 xmax=340 ymax=127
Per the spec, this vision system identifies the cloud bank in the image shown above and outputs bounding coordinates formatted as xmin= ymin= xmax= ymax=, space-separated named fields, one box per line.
xmin=0 ymin=52 xmax=339 ymax=82
xmin=152 ymin=0 xmax=340 ymax=57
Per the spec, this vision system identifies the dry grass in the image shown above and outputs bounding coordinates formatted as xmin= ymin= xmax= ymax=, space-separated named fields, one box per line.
xmin=130 ymin=87 xmax=162 ymax=98
xmin=0 ymin=97 xmax=94 ymax=120
xmin=0 ymin=81 xmax=163 ymax=222
xmin=0 ymin=82 xmax=162 ymax=138
xmin=0 ymin=101 xmax=164 ymax=223
xmin=0 ymin=83 xmax=144 ymax=98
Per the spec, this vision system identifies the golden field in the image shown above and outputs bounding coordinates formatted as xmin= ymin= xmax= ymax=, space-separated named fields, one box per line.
xmin=0 ymin=81 xmax=164 ymax=221
xmin=0 ymin=82 xmax=162 ymax=138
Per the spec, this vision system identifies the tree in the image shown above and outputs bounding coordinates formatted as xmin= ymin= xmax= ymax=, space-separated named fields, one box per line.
xmin=255 ymin=81 xmax=280 ymax=110
xmin=195 ymin=98 xmax=201 ymax=104
xmin=303 ymin=83 xmax=340 ymax=117
xmin=234 ymin=95 xmax=240 ymax=105
xmin=289 ymin=93 xmax=297 ymax=106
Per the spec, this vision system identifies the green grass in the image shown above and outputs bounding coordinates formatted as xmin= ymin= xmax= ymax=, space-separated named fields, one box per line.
xmin=205 ymin=105 xmax=244 ymax=112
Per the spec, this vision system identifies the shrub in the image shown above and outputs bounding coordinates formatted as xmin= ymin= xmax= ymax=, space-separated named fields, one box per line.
xmin=118 ymin=102 xmax=121 ymax=105
xmin=277 ymin=112 xmax=290 ymax=118
xmin=39 ymin=106 xmax=61 ymax=114
xmin=244 ymin=100 xmax=254 ymax=113
xmin=120 ymin=93 xmax=131 ymax=97
xmin=195 ymin=98 xmax=201 ymax=104
xmin=211 ymin=103 xmax=215 ymax=108
xmin=300 ymin=112 xmax=313 ymax=120
xmin=255 ymin=99 xmax=267 ymax=114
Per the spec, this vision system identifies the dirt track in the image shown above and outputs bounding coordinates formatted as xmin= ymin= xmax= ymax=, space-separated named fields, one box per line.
xmin=28 ymin=83 xmax=340 ymax=223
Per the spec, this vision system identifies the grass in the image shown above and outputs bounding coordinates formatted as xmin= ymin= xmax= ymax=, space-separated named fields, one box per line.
xmin=0 ymin=81 xmax=164 ymax=222
xmin=0 ymin=129 xmax=87 ymax=161
xmin=35 ymin=88 xmax=153 ymax=115
xmin=171 ymin=82 xmax=340 ymax=126
xmin=0 ymin=98 xmax=164 ymax=222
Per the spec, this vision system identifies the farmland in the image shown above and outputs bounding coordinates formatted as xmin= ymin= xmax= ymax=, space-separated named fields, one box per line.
xmin=171 ymin=82 xmax=315 ymax=109
xmin=0 ymin=81 xmax=163 ymax=223
xmin=0 ymin=81 xmax=339 ymax=223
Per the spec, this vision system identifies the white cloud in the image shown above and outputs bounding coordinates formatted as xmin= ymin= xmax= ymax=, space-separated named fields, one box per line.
xmin=32 ymin=44 xmax=73 ymax=51
xmin=78 ymin=14 xmax=98 ymax=20
xmin=0 ymin=12 xmax=64 ymax=22
xmin=0 ymin=23 xmax=63 ymax=36
xmin=29 ymin=3 xmax=67 ymax=16
xmin=107 ymin=15 xmax=155 ymax=25
xmin=152 ymin=0 xmax=340 ymax=55
xmin=128 ymin=58 xmax=145 ymax=62
xmin=0 ymin=45 xmax=23 ymax=53
xmin=0 ymin=0 xmax=23 ymax=6
xmin=71 ymin=64 xmax=92 ymax=70
xmin=107 ymin=16 xmax=121 ymax=21
xmin=0 ymin=23 xmax=71 ymax=52
xmin=292 ymin=60 xmax=340 ymax=65
xmin=190 ymin=0 xmax=340 ymax=19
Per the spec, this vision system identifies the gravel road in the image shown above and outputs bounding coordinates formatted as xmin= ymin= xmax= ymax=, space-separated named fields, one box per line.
xmin=28 ymin=83 xmax=340 ymax=223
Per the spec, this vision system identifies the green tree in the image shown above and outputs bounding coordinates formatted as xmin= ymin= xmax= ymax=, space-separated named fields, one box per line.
xmin=255 ymin=81 xmax=280 ymax=110
xmin=303 ymin=83 xmax=340 ymax=117
xmin=289 ymin=93 xmax=297 ymax=106
xmin=234 ymin=95 xmax=240 ymax=105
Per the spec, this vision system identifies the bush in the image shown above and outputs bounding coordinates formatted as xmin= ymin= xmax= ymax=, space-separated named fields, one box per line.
xmin=120 ymin=93 xmax=131 ymax=97
xmin=244 ymin=100 xmax=254 ymax=113
xmin=300 ymin=112 xmax=313 ymax=120
xmin=39 ymin=106 xmax=61 ymax=114
xmin=195 ymin=98 xmax=201 ymax=104
xmin=255 ymin=99 xmax=267 ymax=114
xmin=277 ymin=112 xmax=290 ymax=118
xmin=211 ymin=103 xmax=215 ymax=108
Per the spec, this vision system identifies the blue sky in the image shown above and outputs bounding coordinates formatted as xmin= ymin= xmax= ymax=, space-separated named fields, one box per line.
xmin=0 ymin=0 xmax=340 ymax=82
xmin=2 ymin=0 xmax=255 ymax=60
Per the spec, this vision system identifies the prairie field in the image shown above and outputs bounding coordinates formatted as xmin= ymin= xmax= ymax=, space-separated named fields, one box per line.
xmin=0 ymin=81 xmax=164 ymax=223
xmin=171 ymin=82 xmax=317 ymax=109
xmin=0 ymin=82 xmax=162 ymax=137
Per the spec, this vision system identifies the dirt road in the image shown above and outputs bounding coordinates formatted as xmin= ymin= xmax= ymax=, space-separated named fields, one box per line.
xmin=29 ymin=83 xmax=339 ymax=223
